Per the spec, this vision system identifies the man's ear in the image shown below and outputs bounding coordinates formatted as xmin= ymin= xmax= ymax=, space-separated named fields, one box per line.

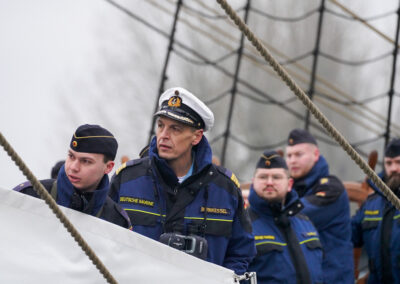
xmin=313 ymin=146 xmax=320 ymax=163
xmin=192 ymin=129 xmax=204 ymax=146
xmin=104 ymin=161 xmax=115 ymax=175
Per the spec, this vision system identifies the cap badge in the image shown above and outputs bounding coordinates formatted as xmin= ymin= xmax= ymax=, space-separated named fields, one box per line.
xmin=265 ymin=160 xmax=271 ymax=166
xmin=168 ymin=96 xmax=181 ymax=107
xmin=72 ymin=140 xmax=78 ymax=147
xmin=289 ymin=138 xmax=294 ymax=145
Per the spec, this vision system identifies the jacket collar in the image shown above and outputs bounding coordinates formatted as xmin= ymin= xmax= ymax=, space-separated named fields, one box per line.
xmin=248 ymin=185 xmax=303 ymax=218
xmin=148 ymin=135 xmax=212 ymax=183
xmin=56 ymin=165 xmax=109 ymax=215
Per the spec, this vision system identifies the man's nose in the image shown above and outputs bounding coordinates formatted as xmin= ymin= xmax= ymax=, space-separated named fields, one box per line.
xmin=159 ymin=127 xmax=170 ymax=139
xmin=389 ymin=164 xmax=400 ymax=175
xmin=70 ymin=160 xmax=80 ymax=171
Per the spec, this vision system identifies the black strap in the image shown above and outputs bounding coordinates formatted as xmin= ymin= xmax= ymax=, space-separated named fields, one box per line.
xmin=163 ymin=166 xmax=215 ymax=234
xmin=276 ymin=215 xmax=312 ymax=284
xmin=381 ymin=204 xmax=395 ymax=283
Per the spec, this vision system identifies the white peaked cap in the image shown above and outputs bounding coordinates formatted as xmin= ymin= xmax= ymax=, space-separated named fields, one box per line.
xmin=155 ymin=87 xmax=214 ymax=132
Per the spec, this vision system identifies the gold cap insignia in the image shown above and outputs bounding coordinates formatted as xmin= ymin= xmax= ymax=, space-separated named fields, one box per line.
xmin=72 ymin=140 xmax=78 ymax=147
xmin=289 ymin=138 xmax=294 ymax=145
xmin=168 ymin=96 xmax=181 ymax=107
xmin=265 ymin=160 xmax=271 ymax=166
xmin=320 ymin=178 xmax=328 ymax=184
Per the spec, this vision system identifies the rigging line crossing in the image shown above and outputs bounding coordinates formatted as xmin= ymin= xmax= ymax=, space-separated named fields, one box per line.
xmin=215 ymin=0 xmax=400 ymax=211
xmin=329 ymin=0 xmax=400 ymax=48
xmin=250 ymin=6 xmax=319 ymax=22
xmin=182 ymin=2 xmax=244 ymax=20
xmin=319 ymin=51 xmax=393 ymax=66
xmin=0 ymin=132 xmax=118 ymax=284
xmin=220 ymin=0 xmax=252 ymax=166
xmin=166 ymin=0 xmax=400 ymax=132
xmin=314 ymin=91 xmax=388 ymax=106
xmin=325 ymin=7 xmax=397 ymax=22
xmin=104 ymin=0 xmax=373 ymax=160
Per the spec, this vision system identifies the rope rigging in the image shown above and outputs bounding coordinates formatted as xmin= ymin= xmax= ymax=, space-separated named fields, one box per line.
xmin=237 ymin=90 xmax=298 ymax=105
xmin=0 ymin=133 xmax=117 ymax=284
xmin=103 ymin=0 xmax=400 ymax=156
xmin=319 ymin=50 xmax=393 ymax=66
xmin=181 ymin=2 xmax=244 ymax=20
xmin=204 ymin=89 xmax=231 ymax=105
xmin=243 ymin=50 xmax=313 ymax=66
xmin=328 ymin=0 xmax=400 ymax=48
xmin=314 ymin=91 xmax=388 ymax=106
xmin=137 ymin=0 xmax=400 ymax=144
xmin=173 ymin=48 xmax=237 ymax=66
xmin=3 ymin=1 xmax=400 ymax=281
xmin=165 ymin=0 xmax=400 ymax=137
xmin=325 ymin=7 xmax=397 ymax=22
xmin=215 ymin=0 xmax=400 ymax=211
xmin=250 ymin=6 xmax=319 ymax=22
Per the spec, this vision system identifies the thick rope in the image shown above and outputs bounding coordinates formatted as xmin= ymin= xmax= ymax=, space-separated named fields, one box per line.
xmin=0 ymin=132 xmax=117 ymax=284
xmin=216 ymin=0 xmax=400 ymax=211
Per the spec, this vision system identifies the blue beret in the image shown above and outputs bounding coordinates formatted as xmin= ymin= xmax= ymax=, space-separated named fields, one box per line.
xmin=70 ymin=124 xmax=118 ymax=160
xmin=287 ymin=128 xmax=317 ymax=146
xmin=385 ymin=138 xmax=400 ymax=158
xmin=256 ymin=150 xmax=288 ymax=169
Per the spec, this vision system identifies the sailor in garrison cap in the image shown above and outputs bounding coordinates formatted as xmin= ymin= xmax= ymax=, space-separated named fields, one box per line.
xmin=285 ymin=128 xmax=354 ymax=283
xmin=352 ymin=138 xmax=400 ymax=283
xmin=110 ymin=87 xmax=256 ymax=275
xmin=247 ymin=150 xmax=323 ymax=284
xmin=13 ymin=124 xmax=131 ymax=229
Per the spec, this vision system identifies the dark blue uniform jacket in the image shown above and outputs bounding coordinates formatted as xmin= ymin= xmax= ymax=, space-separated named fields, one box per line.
xmin=247 ymin=187 xmax=324 ymax=284
xmin=352 ymin=172 xmax=400 ymax=283
xmin=13 ymin=165 xmax=131 ymax=229
xmin=109 ymin=136 xmax=256 ymax=275
xmin=292 ymin=155 xmax=354 ymax=283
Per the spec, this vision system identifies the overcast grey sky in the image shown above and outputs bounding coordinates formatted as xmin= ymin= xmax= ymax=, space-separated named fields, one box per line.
xmin=0 ymin=0 xmax=159 ymax=188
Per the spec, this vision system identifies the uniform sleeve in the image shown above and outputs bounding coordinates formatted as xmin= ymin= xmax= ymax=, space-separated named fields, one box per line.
xmin=300 ymin=177 xmax=349 ymax=230
xmin=223 ymin=189 xmax=256 ymax=275
xmin=351 ymin=203 xmax=365 ymax=248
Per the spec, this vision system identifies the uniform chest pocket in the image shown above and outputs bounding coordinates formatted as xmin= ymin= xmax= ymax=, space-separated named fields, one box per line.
xmin=255 ymin=242 xmax=284 ymax=256
xmin=361 ymin=220 xmax=379 ymax=230
xmin=304 ymin=238 xmax=322 ymax=250
xmin=126 ymin=209 xmax=159 ymax=226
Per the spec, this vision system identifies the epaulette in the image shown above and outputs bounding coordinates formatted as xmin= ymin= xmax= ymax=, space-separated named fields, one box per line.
xmin=315 ymin=175 xmax=344 ymax=192
xmin=12 ymin=181 xmax=32 ymax=192
xmin=115 ymin=157 xmax=147 ymax=175
xmin=216 ymin=166 xmax=241 ymax=188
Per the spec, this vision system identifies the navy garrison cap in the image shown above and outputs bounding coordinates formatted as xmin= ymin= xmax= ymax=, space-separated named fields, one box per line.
xmin=155 ymin=87 xmax=214 ymax=131
xmin=70 ymin=124 xmax=118 ymax=160
xmin=385 ymin=138 xmax=400 ymax=158
xmin=256 ymin=150 xmax=288 ymax=169
xmin=287 ymin=128 xmax=317 ymax=146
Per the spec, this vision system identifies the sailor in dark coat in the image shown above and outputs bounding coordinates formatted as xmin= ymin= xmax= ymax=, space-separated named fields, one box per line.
xmin=247 ymin=150 xmax=324 ymax=284
xmin=13 ymin=124 xmax=131 ymax=229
